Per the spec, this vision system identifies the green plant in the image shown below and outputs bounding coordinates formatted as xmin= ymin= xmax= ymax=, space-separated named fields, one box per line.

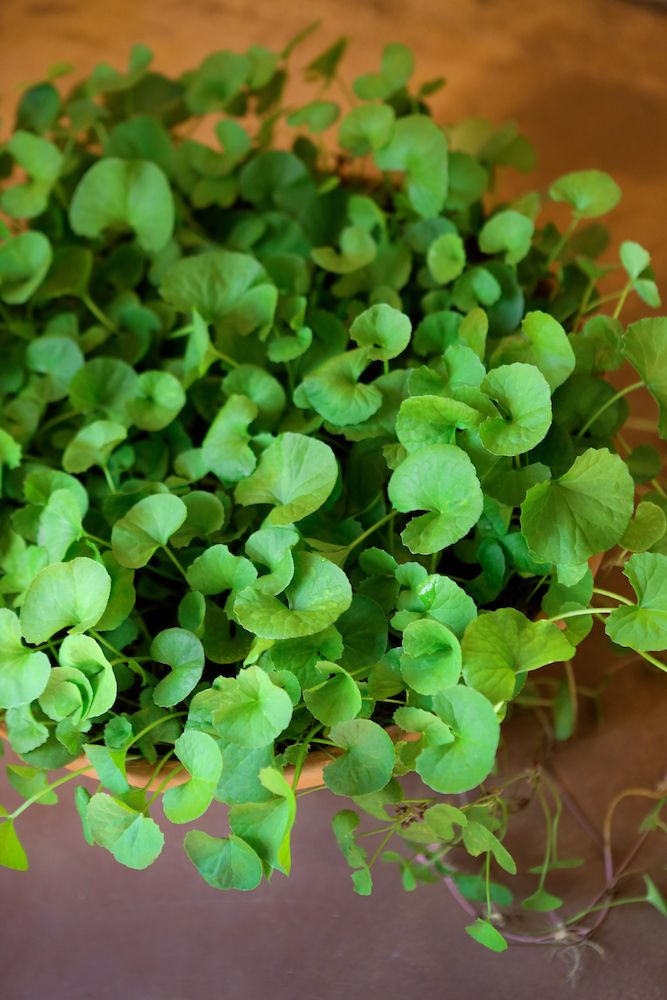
xmin=0 ymin=26 xmax=666 ymax=952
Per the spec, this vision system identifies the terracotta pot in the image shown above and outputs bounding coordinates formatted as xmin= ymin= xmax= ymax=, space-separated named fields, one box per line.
xmin=0 ymin=556 xmax=604 ymax=793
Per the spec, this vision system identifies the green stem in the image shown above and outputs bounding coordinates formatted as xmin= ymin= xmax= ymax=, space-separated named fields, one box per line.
xmin=347 ymin=511 xmax=396 ymax=554
xmin=39 ymin=409 xmax=79 ymax=433
xmin=547 ymin=216 xmax=579 ymax=266
xmin=534 ymin=782 xmax=554 ymax=892
xmin=633 ymin=649 xmax=667 ymax=675
xmin=565 ymin=894 xmax=648 ymax=927
xmin=290 ymin=725 xmax=323 ymax=790
xmin=592 ymin=587 xmax=632 ymax=606
xmin=125 ymin=712 xmax=187 ymax=752
xmin=161 ymin=545 xmax=189 ymax=581
xmin=101 ymin=464 xmax=116 ymax=494
xmin=612 ymin=281 xmax=633 ymax=320
xmin=575 ymin=381 xmax=644 ymax=440
xmin=145 ymin=763 xmax=184 ymax=809
xmin=81 ymin=294 xmax=117 ymax=332
xmin=547 ymin=607 xmax=615 ymax=623
xmin=85 ymin=532 xmax=112 ymax=549
xmin=213 ymin=347 xmax=239 ymax=369
xmin=90 ymin=630 xmax=149 ymax=681
xmin=368 ymin=827 xmax=396 ymax=869
xmin=8 ymin=766 xmax=91 ymax=820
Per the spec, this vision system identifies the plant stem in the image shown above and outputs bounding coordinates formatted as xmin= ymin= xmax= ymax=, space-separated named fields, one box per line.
xmin=81 ymin=294 xmax=117 ymax=332
xmin=145 ymin=764 xmax=185 ymax=809
xmin=347 ymin=510 xmax=396 ymax=554
xmin=161 ymin=545 xmax=189 ymax=581
xmin=612 ymin=281 xmax=633 ymax=320
xmin=547 ymin=216 xmax=579 ymax=266
xmin=546 ymin=607 xmax=615 ymax=623
xmin=101 ymin=464 xmax=116 ymax=494
xmin=125 ymin=712 xmax=187 ymax=751
xmin=592 ymin=587 xmax=632 ymax=606
xmin=368 ymin=827 xmax=396 ymax=868
xmin=85 ymin=532 xmax=112 ymax=549
xmin=8 ymin=766 xmax=91 ymax=820
xmin=575 ymin=380 xmax=644 ymax=440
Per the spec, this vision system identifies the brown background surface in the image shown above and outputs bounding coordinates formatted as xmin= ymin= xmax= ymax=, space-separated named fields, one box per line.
xmin=1 ymin=1 xmax=667 ymax=997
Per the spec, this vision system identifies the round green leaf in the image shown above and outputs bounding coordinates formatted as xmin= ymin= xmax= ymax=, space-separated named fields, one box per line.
xmin=37 ymin=489 xmax=83 ymax=561
xmin=339 ymin=104 xmax=395 ymax=156
xmin=69 ymin=158 xmax=174 ymax=252
xmin=399 ymin=619 xmax=462 ymax=695
xmin=151 ymin=628 xmax=205 ymax=707
xmin=186 ymin=544 xmax=257 ymax=596
xmin=87 ymin=792 xmax=164 ymax=869
xmin=479 ymin=363 xmax=552 ymax=456
xmin=58 ymin=633 xmax=116 ymax=718
xmin=623 ymin=318 xmax=667 ymax=437
xmin=300 ymin=350 xmax=382 ymax=426
xmin=478 ymin=209 xmax=534 ymax=265
xmin=202 ymin=394 xmax=258 ymax=484
xmin=349 ymin=304 xmax=412 ymax=361
xmin=233 ymin=552 xmax=352 ymax=640
xmin=163 ymin=731 xmax=223 ymax=823
xmin=495 ymin=311 xmax=575 ymax=392
xmin=374 ymin=115 xmax=448 ymax=218
xmin=209 ymin=665 xmax=293 ymax=747
xmin=184 ymin=831 xmax=262 ymax=891
xmin=20 ymin=557 xmax=112 ymax=644
xmin=222 ymin=364 xmax=286 ymax=430
xmin=62 ymin=420 xmax=127 ymax=473
xmin=388 ymin=444 xmax=483 ymax=555
xmin=235 ymin=433 xmax=338 ymax=525
xmin=606 ymin=552 xmax=667 ymax=651
xmin=465 ymin=919 xmax=508 ymax=953
xmin=461 ymin=608 xmax=575 ymax=703
xmin=287 ymin=100 xmax=340 ymax=133
xmin=620 ymin=501 xmax=667 ymax=553
xmin=69 ymin=357 xmax=139 ymax=421
xmin=520 ymin=448 xmax=634 ymax=565
xmin=303 ymin=661 xmax=362 ymax=726
xmin=0 ymin=609 xmax=51 ymax=708
xmin=426 ymin=232 xmax=466 ymax=284
xmin=111 ymin=494 xmax=187 ymax=568
xmin=0 ymin=231 xmax=53 ymax=304
xmin=548 ymin=169 xmax=621 ymax=219
xmin=129 ymin=371 xmax=186 ymax=431
xmin=324 ymin=719 xmax=395 ymax=796
xmin=416 ymin=685 xmax=500 ymax=793
xmin=396 ymin=395 xmax=482 ymax=452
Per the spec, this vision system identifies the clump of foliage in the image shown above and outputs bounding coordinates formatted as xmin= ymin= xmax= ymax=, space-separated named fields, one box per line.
xmin=1 ymin=27 xmax=666 ymax=951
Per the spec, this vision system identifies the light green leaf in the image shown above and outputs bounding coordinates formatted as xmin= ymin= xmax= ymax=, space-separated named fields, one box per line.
xmin=0 ymin=818 xmax=29 ymax=871
xmin=479 ymin=209 xmax=534 ymax=264
xmin=0 ymin=231 xmax=53 ymax=304
xmin=388 ymin=444 xmax=483 ymax=554
xmin=287 ymin=100 xmax=339 ymax=133
xmin=244 ymin=526 xmax=299 ymax=596
xmin=87 ymin=792 xmax=164 ymax=869
xmin=163 ymin=731 xmax=223 ymax=823
xmin=152 ymin=628 xmax=205 ymax=707
xmin=0 ymin=609 xmax=51 ymax=708
xmin=235 ymin=432 xmax=338 ymax=524
xmin=68 ymin=357 xmax=139 ymax=421
xmin=521 ymin=448 xmax=634 ymax=564
xmin=59 ymin=633 xmax=116 ymax=718
xmin=416 ymin=686 xmax=500 ymax=793
xmin=111 ymin=494 xmax=187 ymax=568
xmin=229 ymin=766 xmax=296 ymax=875
xmin=324 ymin=719 xmax=395 ymax=796
xmin=427 ymin=232 xmax=466 ymax=284
xmin=184 ymin=831 xmax=263 ymax=890
xmin=620 ymin=241 xmax=651 ymax=281
xmin=479 ymin=363 xmax=552 ymax=456
xmin=462 ymin=820 xmax=517 ymax=874
xmin=549 ymin=170 xmax=621 ymax=219
xmin=222 ymin=364 xmax=286 ymax=430
xmin=311 ymin=226 xmax=376 ymax=274
xmin=129 ymin=371 xmax=186 ymax=431
xmin=160 ymin=250 xmax=277 ymax=333
xmin=339 ymin=104 xmax=395 ymax=156
xmin=83 ymin=744 xmax=129 ymax=795
xmin=62 ymin=420 xmax=127 ymax=473
xmin=495 ymin=311 xmax=575 ymax=392
xmin=69 ymin=158 xmax=174 ymax=252
xmin=234 ymin=552 xmax=352 ymax=640
xmin=349 ymin=304 xmax=412 ymax=361
xmin=210 ymin=665 xmax=293 ymax=747
xmin=186 ymin=544 xmax=257 ymax=597
xmin=0 ymin=428 xmax=21 ymax=489
xmin=300 ymin=350 xmax=382 ymax=426
xmin=465 ymin=919 xmax=508 ymax=953
xmin=202 ymin=394 xmax=258 ymax=483
xmin=623 ymin=318 xmax=667 ymax=437
xmin=399 ymin=619 xmax=462 ymax=695
xmin=20 ymin=557 xmax=112 ymax=644
xmin=374 ymin=115 xmax=448 ymax=218
xmin=606 ymin=552 xmax=667 ymax=651
xmin=354 ymin=43 xmax=414 ymax=99
xmin=303 ymin=661 xmax=362 ymax=725
xmin=620 ymin=501 xmax=666 ymax=553
xmin=462 ymin=608 xmax=575 ymax=702
xmin=37 ymin=489 xmax=83 ymax=561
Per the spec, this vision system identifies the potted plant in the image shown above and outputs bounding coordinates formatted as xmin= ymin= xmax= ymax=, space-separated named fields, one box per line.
xmin=0 ymin=27 xmax=665 ymax=953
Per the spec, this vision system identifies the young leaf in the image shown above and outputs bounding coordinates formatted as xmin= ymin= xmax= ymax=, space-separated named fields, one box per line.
xmin=399 ymin=619 xmax=462 ymax=695
xmin=20 ymin=557 xmax=112 ymax=644
xmin=0 ymin=609 xmax=51 ymax=709
xmin=69 ymin=158 xmax=174 ymax=252
xmin=209 ymin=665 xmax=293 ymax=747
xmin=479 ymin=363 xmax=552 ymax=456
xmin=163 ymin=731 xmax=223 ymax=824
xmin=323 ymin=719 xmax=395 ymax=796
xmin=151 ymin=628 xmax=205 ymax=707
xmin=87 ymin=792 xmax=164 ymax=869
xmin=461 ymin=609 xmax=575 ymax=703
xmin=605 ymin=552 xmax=667 ymax=651
xmin=521 ymin=448 xmax=634 ymax=565
xmin=549 ymin=170 xmax=621 ymax=219
xmin=235 ymin=433 xmax=338 ymax=524
xmin=479 ymin=209 xmax=534 ymax=265
xmin=111 ymin=494 xmax=187 ymax=568
xmin=388 ymin=444 xmax=483 ymax=555
xmin=303 ymin=661 xmax=362 ymax=725
xmin=623 ymin=318 xmax=667 ymax=437
xmin=184 ymin=831 xmax=263 ymax=890
xmin=416 ymin=686 xmax=500 ymax=793
xmin=0 ymin=818 xmax=29 ymax=871
xmin=465 ymin=918 xmax=508 ymax=953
